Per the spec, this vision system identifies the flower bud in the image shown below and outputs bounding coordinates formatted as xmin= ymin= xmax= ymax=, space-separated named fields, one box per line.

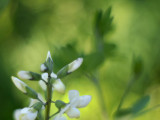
xmin=44 ymin=51 xmax=53 ymax=74
xmin=57 ymin=58 xmax=83 ymax=78
xmin=31 ymin=102 xmax=43 ymax=111
xmin=68 ymin=58 xmax=83 ymax=73
xmin=18 ymin=71 xmax=41 ymax=81
xmin=11 ymin=76 xmax=27 ymax=93
xmin=53 ymin=79 xmax=65 ymax=94
xmin=55 ymin=100 xmax=66 ymax=109
xmin=40 ymin=64 xmax=47 ymax=72
xmin=25 ymin=86 xmax=38 ymax=99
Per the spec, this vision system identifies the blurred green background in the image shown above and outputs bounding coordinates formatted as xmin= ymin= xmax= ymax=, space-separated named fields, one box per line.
xmin=0 ymin=0 xmax=160 ymax=120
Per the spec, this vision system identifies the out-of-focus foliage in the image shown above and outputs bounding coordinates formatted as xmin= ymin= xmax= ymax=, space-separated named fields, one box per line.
xmin=0 ymin=0 xmax=160 ymax=120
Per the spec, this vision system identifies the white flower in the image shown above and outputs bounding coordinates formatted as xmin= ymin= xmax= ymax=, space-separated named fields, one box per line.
xmin=13 ymin=107 xmax=38 ymax=120
xmin=18 ymin=71 xmax=32 ymax=80
xmin=41 ymin=73 xmax=49 ymax=82
xmin=53 ymin=79 xmax=65 ymax=94
xmin=56 ymin=90 xmax=91 ymax=119
xmin=11 ymin=76 xmax=27 ymax=93
xmin=54 ymin=115 xmax=67 ymax=120
xmin=68 ymin=58 xmax=83 ymax=73
xmin=39 ymin=72 xmax=65 ymax=93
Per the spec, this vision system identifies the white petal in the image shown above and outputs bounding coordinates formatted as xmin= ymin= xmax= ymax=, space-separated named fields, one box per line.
xmin=13 ymin=109 xmax=21 ymax=120
xmin=20 ymin=108 xmax=37 ymax=120
xmin=76 ymin=95 xmax=92 ymax=108
xmin=18 ymin=71 xmax=32 ymax=80
xmin=41 ymin=73 xmax=48 ymax=82
xmin=53 ymin=79 xmax=65 ymax=93
xmin=11 ymin=76 xmax=27 ymax=93
xmin=46 ymin=51 xmax=53 ymax=62
xmin=40 ymin=64 xmax=47 ymax=72
xmin=54 ymin=115 xmax=67 ymax=120
xmin=68 ymin=58 xmax=83 ymax=73
xmin=39 ymin=80 xmax=47 ymax=90
xmin=29 ymin=98 xmax=39 ymax=107
xmin=66 ymin=108 xmax=80 ymax=118
xmin=51 ymin=72 xmax=57 ymax=78
xmin=69 ymin=90 xmax=79 ymax=102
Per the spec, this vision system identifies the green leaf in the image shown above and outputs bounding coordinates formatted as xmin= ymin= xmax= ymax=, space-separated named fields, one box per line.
xmin=31 ymin=102 xmax=43 ymax=111
xmin=131 ymin=95 xmax=150 ymax=114
xmin=114 ymin=108 xmax=132 ymax=118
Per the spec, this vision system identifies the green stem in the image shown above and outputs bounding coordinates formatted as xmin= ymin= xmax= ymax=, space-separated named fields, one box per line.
xmin=86 ymin=73 xmax=108 ymax=120
xmin=117 ymin=75 xmax=137 ymax=111
xmin=45 ymin=79 xmax=52 ymax=120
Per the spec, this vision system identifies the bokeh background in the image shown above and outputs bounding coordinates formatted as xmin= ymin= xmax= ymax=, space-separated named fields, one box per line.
xmin=0 ymin=0 xmax=160 ymax=120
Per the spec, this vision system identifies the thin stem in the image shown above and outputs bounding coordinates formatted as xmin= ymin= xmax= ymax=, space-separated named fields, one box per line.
xmin=85 ymin=73 xmax=108 ymax=120
xmin=49 ymin=110 xmax=60 ymax=119
xmin=117 ymin=75 xmax=137 ymax=111
xmin=45 ymin=77 xmax=52 ymax=120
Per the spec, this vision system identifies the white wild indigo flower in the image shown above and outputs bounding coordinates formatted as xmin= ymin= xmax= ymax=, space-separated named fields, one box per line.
xmin=14 ymin=107 xmax=38 ymax=120
xmin=18 ymin=71 xmax=32 ymax=80
xmin=39 ymin=72 xmax=65 ymax=93
xmin=11 ymin=76 xmax=27 ymax=93
xmin=68 ymin=58 xmax=83 ymax=73
xmin=54 ymin=90 xmax=91 ymax=120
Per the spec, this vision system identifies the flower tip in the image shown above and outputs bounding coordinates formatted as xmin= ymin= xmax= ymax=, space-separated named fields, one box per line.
xmin=46 ymin=51 xmax=53 ymax=61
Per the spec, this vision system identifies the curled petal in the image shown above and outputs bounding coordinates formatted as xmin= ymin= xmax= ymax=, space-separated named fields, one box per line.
xmin=39 ymin=80 xmax=47 ymax=90
xmin=76 ymin=95 xmax=92 ymax=108
xmin=11 ymin=76 xmax=27 ymax=93
xmin=41 ymin=73 xmax=48 ymax=82
xmin=53 ymin=79 xmax=65 ymax=94
xmin=66 ymin=108 xmax=80 ymax=118
xmin=69 ymin=90 xmax=79 ymax=102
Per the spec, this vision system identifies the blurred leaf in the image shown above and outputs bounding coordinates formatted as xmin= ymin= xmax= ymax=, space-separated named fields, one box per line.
xmin=114 ymin=108 xmax=132 ymax=118
xmin=131 ymin=95 xmax=150 ymax=114
xmin=53 ymin=43 xmax=80 ymax=72
xmin=0 ymin=0 xmax=10 ymax=11
xmin=12 ymin=1 xmax=38 ymax=38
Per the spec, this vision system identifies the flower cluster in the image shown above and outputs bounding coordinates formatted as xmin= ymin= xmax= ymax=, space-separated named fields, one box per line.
xmin=11 ymin=51 xmax=91 ymax=120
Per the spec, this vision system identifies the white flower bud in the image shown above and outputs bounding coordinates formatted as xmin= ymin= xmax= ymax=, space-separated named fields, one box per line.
xmin=53 ymin=79 xmax=65 ymax=94
xmin=41 ymin=64 xmax=47 ymax=72
xmin=41 ymin=73 xmax=48 ymax=82
xmin=11 ymin=76 xmax=27 ymax=93
xmin=14 ymin=107 xmax=37 ymax=120
xmin=39 ymin=80 xmax=47 ymax=90
xmin=51 ymin=72 xmax=57 ymax=78
xmin=18 ymin=71 xmax=32 ymax=80
xmin=68 ymin=58 xmax=83 ymax=73
xmin=46 ymin=51 xmax=53 ymax=62
xmin=54 ymin=115 xmax=67 ymax=120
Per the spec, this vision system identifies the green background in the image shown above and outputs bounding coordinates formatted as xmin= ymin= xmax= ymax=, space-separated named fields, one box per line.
xmin=0 ymin=0 xmax=160 ymax=119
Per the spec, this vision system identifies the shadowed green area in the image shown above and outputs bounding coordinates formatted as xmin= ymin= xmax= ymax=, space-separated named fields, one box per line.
xmin=0 ymin=0 xmax=160 ymax=120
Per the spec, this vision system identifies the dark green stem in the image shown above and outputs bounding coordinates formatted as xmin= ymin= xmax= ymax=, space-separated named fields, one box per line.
xmin=45 ymin=78 xmax=52 ymax=120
